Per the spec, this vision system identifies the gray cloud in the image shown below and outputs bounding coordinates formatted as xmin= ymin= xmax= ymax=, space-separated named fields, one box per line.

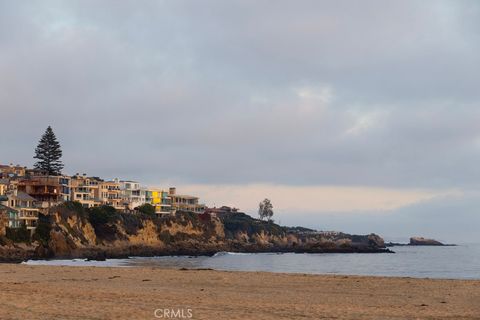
xmin=1 ymin=0 xmax=480 ymax=191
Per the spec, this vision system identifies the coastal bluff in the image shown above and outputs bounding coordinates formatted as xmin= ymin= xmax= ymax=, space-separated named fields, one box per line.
xmin=0 ymin=202 xmax=389 ymax=262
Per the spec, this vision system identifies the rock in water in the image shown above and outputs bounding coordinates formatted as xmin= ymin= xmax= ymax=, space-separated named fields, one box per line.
xmin=409 ymin=237 xmax=444 ymax=246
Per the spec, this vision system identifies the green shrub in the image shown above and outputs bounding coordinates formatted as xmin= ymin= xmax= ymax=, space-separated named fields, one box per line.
xmin=88 ymin=205 xmax=117 ymax=225
xmin=220 ymin=212 xmax=285 ymax=239
xmin=32 ymin=214 xmax=52 ymax=245
xmin=62 ymin=201 xmax=86 ymax=213
xmin=118 ymin=212 xmax=143 ymax=235
xmin=136 ymin=203 xmax=155 ymax=216
xmin=6 ymin=225 xmax=30 ymax=243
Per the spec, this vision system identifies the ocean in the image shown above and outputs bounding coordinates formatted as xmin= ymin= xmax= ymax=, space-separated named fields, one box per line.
xmin=24 ymin=244 xmax=480 ymax=280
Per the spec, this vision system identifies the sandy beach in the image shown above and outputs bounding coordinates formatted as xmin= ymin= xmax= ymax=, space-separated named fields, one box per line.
xmin=0 ymin=264 xmax=479 ymax=319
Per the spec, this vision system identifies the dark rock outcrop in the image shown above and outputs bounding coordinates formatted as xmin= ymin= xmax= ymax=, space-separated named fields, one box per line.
xmin=409 ymin=237 xmax=444 ymax=246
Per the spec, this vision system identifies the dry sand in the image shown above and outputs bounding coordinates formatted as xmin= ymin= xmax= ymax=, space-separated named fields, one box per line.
xmin=0 ymin=264 xmax=479 ymax=320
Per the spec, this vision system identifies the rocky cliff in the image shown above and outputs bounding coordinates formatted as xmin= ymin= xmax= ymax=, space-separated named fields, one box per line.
xmin=0 ymin=202 xmax=390 ymax=262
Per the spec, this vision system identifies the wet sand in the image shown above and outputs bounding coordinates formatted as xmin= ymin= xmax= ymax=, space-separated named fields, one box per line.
xmin=0 ymin=264 xmax=479 ymax=319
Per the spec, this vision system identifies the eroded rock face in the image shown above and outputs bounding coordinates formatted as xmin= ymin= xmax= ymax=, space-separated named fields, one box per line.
xmin=409 ymin=237 xmax=444 ymax=246
xmin=48 ymin=230 xmax=74 ymax=258
xmin=0 ymin=241 xmax=37 ymax=262
xmin=368 ymin=234 xmax=385 ymax=248
xmin=0 ymin=212 xmax=8 ymax=237
xmin=1 ymin=205 xmax=390 ymax=262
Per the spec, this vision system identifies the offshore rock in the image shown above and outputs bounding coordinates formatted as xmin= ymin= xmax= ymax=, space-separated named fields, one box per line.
xmin=409 ymin=237 xmax=444 ymax=246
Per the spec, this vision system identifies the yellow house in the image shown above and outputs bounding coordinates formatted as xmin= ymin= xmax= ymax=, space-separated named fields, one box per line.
xmin=145 ymin=189 xmax=172 ymax=215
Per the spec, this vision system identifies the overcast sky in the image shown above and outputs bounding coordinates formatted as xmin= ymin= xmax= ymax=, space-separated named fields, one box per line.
xmin=1 ymin=1 xmax=480 ymax=242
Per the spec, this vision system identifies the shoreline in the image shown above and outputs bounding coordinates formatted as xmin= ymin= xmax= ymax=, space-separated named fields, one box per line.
xmin=1 ymin=264 xmax=479 ymax=319
xmin=21 ymin=259 xmax=480 ymax=281
xmin=23 ymin=260 xmax=480 ymax=281
xmin=0 ymin=244 xmax=394 ymax=264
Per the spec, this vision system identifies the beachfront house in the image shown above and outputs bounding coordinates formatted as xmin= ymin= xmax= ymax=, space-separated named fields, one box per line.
xmin=70 ymin=174 xmax=102 ymax=208
xmin=6 ymin=191 xmax=40 ymax=233
xmin=168 ymin=187 xmax=206 ymax=214
xmin=17 ymin=175 xmax=71 ymax=209
xmin=99 ymin=180 xmax=124 ymax=210
xmin=0 ymin=178 xmax=9 ymax=195
xmin=0 ymin=196 xmax=21 ymax=236
xmin=145 ymin=189 xmax=172 ymax=216
xmin=0 ymin=164 xmax=26 ymax=178
xmin=118 ymin=180 xmax=146 ymax=210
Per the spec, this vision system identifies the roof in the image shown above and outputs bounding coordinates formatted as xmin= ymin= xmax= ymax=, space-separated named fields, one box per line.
xmin=0 ymin=203 xmax=18 ymax=213
xmin=103 ymin=180 xmax=120 ymax=184
xmin=8 ymin=191 xmax=36 ymax=202
xmin=170 ymin=194 xmax=199 ymax=200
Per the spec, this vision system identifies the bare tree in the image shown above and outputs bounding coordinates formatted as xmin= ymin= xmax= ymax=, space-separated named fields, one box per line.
xmin=258 ymin=198 xmax=274 ymax=222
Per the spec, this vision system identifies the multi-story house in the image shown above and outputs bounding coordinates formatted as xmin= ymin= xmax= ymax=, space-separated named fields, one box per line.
xmin=17 ymin=175 xmax=71 ymax=209
xmin=204 ymin=206 xmax=239 ymax=217
xmin=0 ymin=195 xmax=21 ymax=235
xmin=0 ymin=179 xmax=9 ymax=195
xmin=0 ymin=164 xmax=26 ymax=178
xmin=168 ymin=187 xmax=206 ymax=214
xmin=118 ymin=180 xmax=146 ymax=210
xmin=6 ymin=191 xmax=40 ymax=233
xmin=99 ymin=180 xmax=124 ymax=210
xmin=70 ymin=174 xmax=102 ymax=208
xmin=145 ymin=189 xmax=172 ymax=215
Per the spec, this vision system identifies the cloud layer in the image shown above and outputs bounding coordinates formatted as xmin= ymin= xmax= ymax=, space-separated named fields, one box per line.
xmin=1 ymin=1 xmax=480 ymax=240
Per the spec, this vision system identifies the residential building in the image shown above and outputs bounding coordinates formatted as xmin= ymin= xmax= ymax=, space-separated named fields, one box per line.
xmin=70 ymin=174 xmax=102 ymax=208
xmin=0 ymin=196 xmax=21 ymax=235
xmin=25 ymin=168 xmax=48 ymax=177
xmin=0 ymin=164 xmax=26 ymax=178
xmin=0 ymin=178 xmax=9 ymax=195
xmin=145 ymin=189 xmax=172 ymax=215
xmin=118 ymin=180 xmax=146 ymax=210
xmin=17 ymin=175 xmax=71 ymax=209
xmin=204 ymin=206 xmax=239 ymax=217
xmin=99 ymin=180 xmax=124 ymax=210
xmin=168 ymin=187 xmax=206 ymax=213
xmin=7 ymin=191 xmax=40 ymax=233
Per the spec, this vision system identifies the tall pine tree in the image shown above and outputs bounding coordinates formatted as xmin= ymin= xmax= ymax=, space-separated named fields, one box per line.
xmin=33 ymin=126 xmax=64 ymax=176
